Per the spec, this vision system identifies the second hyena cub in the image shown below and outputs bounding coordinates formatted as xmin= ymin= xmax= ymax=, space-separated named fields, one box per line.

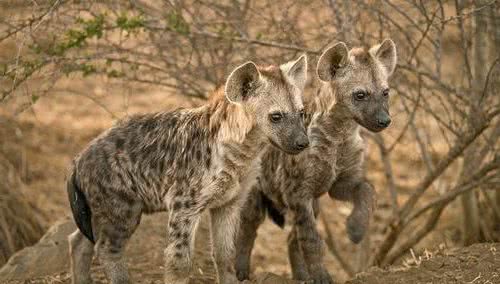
xmin=66 ymin=55 xmax=310 ymax=284
xmin=235 ymin=40 xmax=397 ymax=283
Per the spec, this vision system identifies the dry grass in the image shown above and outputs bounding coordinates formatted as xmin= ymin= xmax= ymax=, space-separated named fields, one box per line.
xmin=0 ymin=120 xmax=45 ymax=266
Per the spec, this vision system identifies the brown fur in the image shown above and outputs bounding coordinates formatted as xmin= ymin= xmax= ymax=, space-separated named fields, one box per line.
xmin=66 ymin=55 xmax=310 ymax=284
xmin=234 ymin=40 xmax=397 ymax=283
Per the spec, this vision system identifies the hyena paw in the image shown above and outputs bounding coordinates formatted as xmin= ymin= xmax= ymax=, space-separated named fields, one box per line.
xmin=235 ymin=258 xmax=251 ymax=281
xmin=235 ymin=266 xmax=250 ymax=281
xmin=308 ymin=266 xmax=334 ymax=284
xmin=346 ymin=212 xmax=368 ymax=244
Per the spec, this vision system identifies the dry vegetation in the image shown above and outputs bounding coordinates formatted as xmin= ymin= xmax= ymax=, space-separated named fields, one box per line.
xmin=0 ymin=0 xmax=499 ymax=282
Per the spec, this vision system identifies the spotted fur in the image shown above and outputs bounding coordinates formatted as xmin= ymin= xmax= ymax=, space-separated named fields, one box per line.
xmin=235 ymin=40 xmax=397 ymax=283
xmin=67 ymin=55 xmax=310 ymax=284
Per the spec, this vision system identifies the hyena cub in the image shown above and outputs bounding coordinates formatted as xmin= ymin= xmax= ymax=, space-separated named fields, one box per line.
xmin=66 ymin=55 xmax=310 ymax=284
xmin=235 ymin=40 xmax=397 ymax=283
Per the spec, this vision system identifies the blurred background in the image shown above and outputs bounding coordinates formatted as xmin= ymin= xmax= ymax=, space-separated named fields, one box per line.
xmin=0 ymin=0 xmax=499 ymax=283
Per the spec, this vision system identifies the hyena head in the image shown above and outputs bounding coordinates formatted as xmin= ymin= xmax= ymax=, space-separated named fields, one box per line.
xmin=225 ymin=55 xmax=309 ymax=154
xmin=317 ymin=39 xmax=397 ymax=132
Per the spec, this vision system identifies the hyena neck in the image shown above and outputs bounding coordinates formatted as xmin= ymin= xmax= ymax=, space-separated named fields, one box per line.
xmin=307 ymin=82 xmax=336 ymax=115
xmin=206 ymin=89 xmax=267 ymax=179
xmin=312 ymin=82 xmax=357 ymax=134
xmin=207 ymin=89 xmax=264 ymax=148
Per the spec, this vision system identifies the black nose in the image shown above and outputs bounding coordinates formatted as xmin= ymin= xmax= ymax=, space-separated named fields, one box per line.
xmin=295 ymin=139 xmax=309 ymax=150
xmin=377 ymin=117 xmax=391 ymax=128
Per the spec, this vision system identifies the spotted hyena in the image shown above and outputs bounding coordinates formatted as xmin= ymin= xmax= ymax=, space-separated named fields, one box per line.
xmin=235 ymin=40 xmax=397 ymax=284
xmin=66 ymin=55 xmax=311 ymax=284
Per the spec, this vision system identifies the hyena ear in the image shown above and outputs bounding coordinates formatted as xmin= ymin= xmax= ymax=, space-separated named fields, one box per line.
xmin=316 ymin=42 xmax=349 ymax=82
xmin=281 ymin=54 xmax=308 ymax=91
xmin=371 ymin=39 xmax=397 ymax=76
xmin=225 ymin=61 xmax=261 ymax=104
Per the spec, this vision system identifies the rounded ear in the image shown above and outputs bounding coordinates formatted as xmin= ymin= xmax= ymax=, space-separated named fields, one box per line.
xmin=225 ymin=61 xmax=260 ymax=104
xmin=316 ymin=42 xmax=349 ymax=82
xmin=281 ymin=54 xmax=308 ymax=91
xmin=371 ymin=39 xmax=397 ymax=76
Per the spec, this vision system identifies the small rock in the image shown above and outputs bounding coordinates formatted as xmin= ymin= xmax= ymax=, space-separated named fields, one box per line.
xmin=0 ymin=219 xmax=75 ymax=281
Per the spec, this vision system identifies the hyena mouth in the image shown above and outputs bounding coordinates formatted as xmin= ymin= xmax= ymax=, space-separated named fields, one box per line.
xmin=268 ymin=138 xmax=303 ymax=155
xmin=355 ymin=117 xmax=388 ymax=133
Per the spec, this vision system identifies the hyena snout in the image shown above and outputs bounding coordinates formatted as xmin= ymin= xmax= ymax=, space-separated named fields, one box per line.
xmin=294 ymin=132 xmax=309 ymax=151
xmin=376 ymin=111 xmax=391 ymax=128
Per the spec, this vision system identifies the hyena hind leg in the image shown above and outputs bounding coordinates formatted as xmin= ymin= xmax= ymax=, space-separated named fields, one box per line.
xmin=68 ymin=230 xmax=95 ymax=284
xmin=92 ymin=202 xmax=142 ymax=284
xmin=94 ymin=228 xmax=132 ymax=284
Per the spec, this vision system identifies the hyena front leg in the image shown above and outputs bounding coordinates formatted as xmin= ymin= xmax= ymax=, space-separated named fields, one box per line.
xmin=290 ymin=199 xmax=333 ymax=284
xmin=287 ymin=199 xmax=320 ymax=281
xmin=164 ymin=207 xmax=202 ymax=284
xmin=234 ymin=189 xmax=266 ymax=281
xmin=287 ymin=227 xmax=309 ymax=281
xmin=210 ymin=198 xmax=245 ymax=284
xmin=329 ymin=173 xmax=375 ymax=244
xmin=68 ymin=230 xmax=95 ymax=284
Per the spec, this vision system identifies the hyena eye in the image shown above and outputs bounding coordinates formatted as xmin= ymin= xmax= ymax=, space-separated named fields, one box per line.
xmin=269 ymin=112 xmax=284 ymax=123
xmin=353 ymin=91 xmax=368 ymax=101
xmin=382 ymin=89 xmax=390 ymax=97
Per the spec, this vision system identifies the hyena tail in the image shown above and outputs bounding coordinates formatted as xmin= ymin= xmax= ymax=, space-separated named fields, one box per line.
xmin=67 ymin=170 xmax=95 ymax=243
xmin=261 ymin=193 xmax=285 ymax=228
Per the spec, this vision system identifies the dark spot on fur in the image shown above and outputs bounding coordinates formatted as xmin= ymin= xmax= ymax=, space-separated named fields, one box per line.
xmin=125 ymin=209 xmax=135 ymax=219
xmin=170 ymin=222 xmax=178 ymax=230
xmin=115 ymin=138 xmax=125 ymax=149
xmin=130 ymin=185 xmax=138 ymax=193
xmin=205 ymin=156 xmax=211 ymax=168
xmin=128 ymin=148 xmax=138 ymax=164
xmin=195 ymin=150 xmax=202 ymax=161
xmin=115 ymin=189 xmax=135 ymax=204
xmin=142 ymin=117 xmax=157 ymax=132
xmin=187 ymin=168 xmax=194 ymax=178
xmin=183 ymin=201 xmax=191 ymax=209
xmin=174 ymin=252 xmax=182 ymax=258
xmin=295 ymin=217 xmax=307 ymax=226
xmin=173 ymin=201 xmax=182 ymax=210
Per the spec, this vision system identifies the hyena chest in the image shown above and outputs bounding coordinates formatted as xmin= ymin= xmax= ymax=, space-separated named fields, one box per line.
xmin=206 ymin=144 xmax=264 ymax=208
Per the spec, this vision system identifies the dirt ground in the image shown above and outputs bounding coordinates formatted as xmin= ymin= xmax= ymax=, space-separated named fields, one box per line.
xmin=346 ymin=243 xmax=500 ymax=284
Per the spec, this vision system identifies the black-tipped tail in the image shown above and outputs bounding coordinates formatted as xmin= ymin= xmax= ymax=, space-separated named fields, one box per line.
xmin=67 ymin=170 xmax=94 ymax=243
xmin=261 ymin=194 xmax=285 ymax=228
